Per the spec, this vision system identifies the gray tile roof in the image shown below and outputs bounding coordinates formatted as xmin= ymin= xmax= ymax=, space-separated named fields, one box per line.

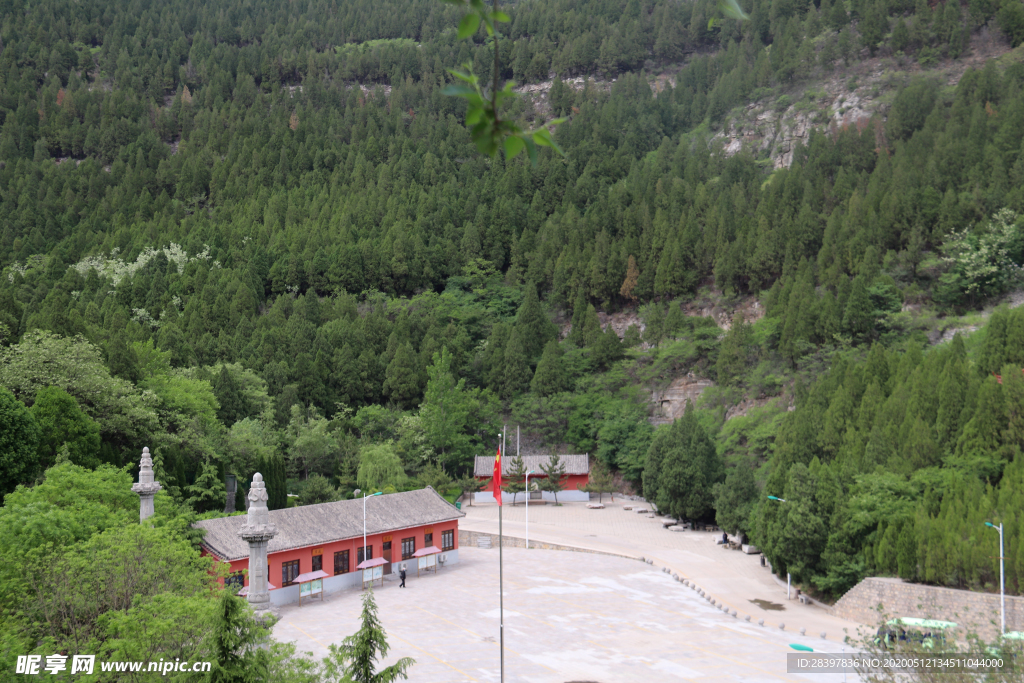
xmin=473 ymin=454 xmax=589 ymax=477
xmin=194 ymin=486 xmax=464 ymax=561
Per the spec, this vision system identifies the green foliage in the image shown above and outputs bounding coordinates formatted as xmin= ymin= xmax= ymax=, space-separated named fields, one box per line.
xmin=578 ymin=457 xmax=615 ymax=503
xmin=420 ymin=347 xmax=473 ymax=471
xmin=357 ymin=442 xmax=407 ymax=492
xmin=30 ymin=386 xmax=101 ymax=470
xmin=325 ymin=589 xmax=414 ymax=683
xmin=500 ymin=452 xmax=528 ymax=504
xmin=936 ymin=209 xmax=1024 ymax=308
xmin=712 ymin=458 xmax=758 ymax=535
xmin=206 ymin=590 xmax=271 ymax=683
xmin=644 ymin=402 xmax=723 ymax=521
xmin=538 ymin=453 xmax=568 ymax=503
xmin=298 ymin=473 xmax=339 ymax=505
xmin=0 ymin=387 xmax=40 ymax=501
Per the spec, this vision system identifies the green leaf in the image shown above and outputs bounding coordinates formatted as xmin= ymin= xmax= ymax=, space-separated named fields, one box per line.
xmin=465 ymin=107 xmax=484 ymax=125
xmin=532 ymin=128 xmax=554 ymax=148
xmin=719 ymin=0 xmax=751 ymax=21
xmin=504 ymin=136 xmax=525 ymax=160
xmin=442 ymin=84 xmax=476 ymax=97
xmin=524 ymin=137 xmax=538 ymax=168
xmin=549 ymin=117 xmax=567 ymax=125
xmin=458 ymin=13 xmax=481 ymax=39
xmin=446 ymin=68 xmax=475 ymax=83
xmin=491 ymin=10 xmax=510 ymax=21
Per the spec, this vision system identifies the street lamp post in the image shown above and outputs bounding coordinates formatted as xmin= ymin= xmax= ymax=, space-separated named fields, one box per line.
xmin=985 ymin=521 xmax=1005 ymax=635
xmin=767 ymin=495 xmax=791 ymax=599
xmin=353 ymin=489 xmax=383 ymax=566
xmin=525 ymin=470 xmax=536 ymax=549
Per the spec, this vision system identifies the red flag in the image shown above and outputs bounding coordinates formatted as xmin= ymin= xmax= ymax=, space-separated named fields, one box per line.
xmin=492 ymin=446 xmax=502 ymax=506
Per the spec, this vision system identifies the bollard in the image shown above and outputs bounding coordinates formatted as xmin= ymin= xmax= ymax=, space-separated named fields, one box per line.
xmin=779 ymin=623 xmax=785 ymax=631
xmin=820 ymin=632 xmax=827 ymax=639
xmin=745 ymin=615 xmax=751 ymax=622
xmin=758 ymin=619 xmax=764 ymax=626
xmin=800 ymin=628 xmax=806 ymax=636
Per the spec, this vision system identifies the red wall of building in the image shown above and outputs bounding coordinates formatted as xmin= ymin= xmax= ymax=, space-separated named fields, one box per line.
xmin=207 ymin=520 xmax=459 ymax=589
xmin=475 ymin=473 xmax=590 ymax=490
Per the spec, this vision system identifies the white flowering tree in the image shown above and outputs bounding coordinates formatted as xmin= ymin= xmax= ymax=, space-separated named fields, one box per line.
xmin=936 ymin=209 xmax=1024 ymax=308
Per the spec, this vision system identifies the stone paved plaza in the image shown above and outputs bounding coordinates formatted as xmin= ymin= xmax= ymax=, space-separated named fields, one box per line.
xmin=273 ymin=546 xmax=861 ymax=682
xmin=460 ymin=500 xmax=864 ymax=640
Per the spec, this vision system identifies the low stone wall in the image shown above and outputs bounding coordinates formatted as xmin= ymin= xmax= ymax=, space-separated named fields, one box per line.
xmin=831 ymin=577 xmax=1024 ymax=642
xmin=459 ymin=530 xmax=637 ymax=561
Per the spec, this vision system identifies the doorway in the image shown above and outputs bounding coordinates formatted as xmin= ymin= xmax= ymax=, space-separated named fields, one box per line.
xmin=382 ymin=541 xmax=392 ymax=575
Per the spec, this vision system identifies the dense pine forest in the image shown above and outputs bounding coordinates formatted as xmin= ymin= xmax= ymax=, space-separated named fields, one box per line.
xmin=2 ymin=0 xmax=1024 ymax=671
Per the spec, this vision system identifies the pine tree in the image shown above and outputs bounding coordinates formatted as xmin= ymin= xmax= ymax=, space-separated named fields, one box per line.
xmin=531 ymin=341 xmax=570 ymax=396
xmin=619 ymin=255 xmax=640 ymax=301
xmin=500 ymin=453 xmax=527 ymax=504
xmin=384 ymin=342 xmax=421 ymax=408
xmin=716 ymin=313 xmax=751 ymax=385
xmin=842 ymin=275 xmax=874 ymax=339
xmin=187 ymin=459 xmax=227 ymax=514
xmin=207 ymin=590 xmax=270 ymax=683
xmin=578 ymin=458 xmax=615 ymax=503
xmin=502 ymin=328 xmax=532 ymax=399
xmin=538 ymin=454 xmax=568 ymax=504
xmin=514 ymin=283 xmax=555 ymax=361
xmin=591 ymin=327 xmax=624 ymax=368
xmin=325 ymin=590 xmax=415 ymax=683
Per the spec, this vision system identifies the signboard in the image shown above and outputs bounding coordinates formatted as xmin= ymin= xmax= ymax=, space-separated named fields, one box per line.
xmin=382 ymin=535 xmax=392 ymax=542
xmin=417 ymin=555 xmax=436 ymax=570
xmin=362 ymin=567 xmax=383 ymax=586
xmin=299 ymin=579 xmax=323 ymax=605
xmin=312 ymin=548 xmax=323 ymax=557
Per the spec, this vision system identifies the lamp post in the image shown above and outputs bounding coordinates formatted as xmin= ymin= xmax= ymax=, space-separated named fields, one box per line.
xmin=985 ymin=521 xmax=1005 ymax=635
xmin=353 ymin=489 xmax=383 ymax=565
xmin=767 ymin=495 xmax=791 ymax=599
xmin=525 ymin=470 xmax=536 ymax=550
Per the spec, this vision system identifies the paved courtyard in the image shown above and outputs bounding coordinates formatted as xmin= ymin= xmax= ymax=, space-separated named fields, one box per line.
xmin=273 ymin=546 xmax=862 ymax=682
xmin=460 ymin=500 xmax=865 ymax=641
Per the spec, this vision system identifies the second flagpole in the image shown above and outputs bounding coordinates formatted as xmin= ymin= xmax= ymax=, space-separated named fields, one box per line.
xmin=499 ymin=426 xmax=505 ymax=683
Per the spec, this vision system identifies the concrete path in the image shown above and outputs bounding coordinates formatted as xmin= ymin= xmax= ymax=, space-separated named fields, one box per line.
xmin=459 ymin=499 xmax=870 ymax=643
xmin=273 ymin=546 xmax=862 ymax=682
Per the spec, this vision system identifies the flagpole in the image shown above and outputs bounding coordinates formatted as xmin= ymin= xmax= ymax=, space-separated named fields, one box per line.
xmin=499 ymin=427 xmax=505 ymax=683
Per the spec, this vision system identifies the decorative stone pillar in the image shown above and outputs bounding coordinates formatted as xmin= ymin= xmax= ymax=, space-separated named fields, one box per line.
xmin=131 ymin=447 xmax=162 ymax=522
xmin=238 ymin=473 xmax=277 ymax=614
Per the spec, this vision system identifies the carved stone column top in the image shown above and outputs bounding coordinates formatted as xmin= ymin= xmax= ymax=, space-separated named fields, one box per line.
xmin=131 ymin=446 xmax=162 ymax=495
xmin=238 ymin=472 xmax=276 ymax=541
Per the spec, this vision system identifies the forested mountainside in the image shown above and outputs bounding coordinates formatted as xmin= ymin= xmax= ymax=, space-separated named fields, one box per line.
xmin=1 ymin=0 xmax=1024 ymax=660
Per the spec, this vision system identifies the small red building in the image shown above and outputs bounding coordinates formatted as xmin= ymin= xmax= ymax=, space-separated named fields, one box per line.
xmin=473 ymin=454 xmax=590 ymax=503
xmin=195 ymin=487 xmax=464 ymax=606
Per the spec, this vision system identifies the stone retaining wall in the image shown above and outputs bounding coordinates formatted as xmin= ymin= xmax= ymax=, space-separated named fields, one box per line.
xmin=459 ymin=530 xmax=637 ymax=561
xmin=831 ymin=577 xmax=1024 ymax=642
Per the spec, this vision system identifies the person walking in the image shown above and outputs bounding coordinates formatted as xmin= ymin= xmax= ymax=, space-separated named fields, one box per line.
xmin=399 ymin=567 xmax=406 ymax=588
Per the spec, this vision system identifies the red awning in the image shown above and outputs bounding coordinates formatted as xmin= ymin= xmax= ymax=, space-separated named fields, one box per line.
xmin=412 ymin=546 xmax=442 ymax=557
xmin=356 ymin=557 xmax=387 ymax=569
xmin=238 ymin=582 xmax=276 ymax=596
xmin=294 ymin=570 xmax=330 ymax=583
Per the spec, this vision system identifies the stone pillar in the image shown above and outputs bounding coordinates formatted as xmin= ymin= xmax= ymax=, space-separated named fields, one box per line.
xmin=238 ymin=473 xmax=277 ymax=614
xmin=131 ymin=447 xmax=162 ymax=522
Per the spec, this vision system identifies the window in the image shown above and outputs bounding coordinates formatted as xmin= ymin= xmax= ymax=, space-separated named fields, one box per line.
xmin=312 ymin=554 xmax=322 ymax=572
xmin=226 ymin=571 xmax=245 ymax=590
xmin=334 ymin=550 xmax=349 ymax=575
xmin=357 ymin=545 xmax=373 ymax=566
xmin=383 ymin=541 xmax=391 ymax=552
xmin=282 ymin=560 xmax=300 ymax=586
xmin=401 ymin=537 xmax=415 ymax=560
xmin=424 ymin=533 xmax=433 ymax=547
xmin=441 ymin=529 xmax=455 ymax=551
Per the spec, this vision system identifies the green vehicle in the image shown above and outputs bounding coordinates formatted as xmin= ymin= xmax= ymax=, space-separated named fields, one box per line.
xmin=986 ymin=631 xmax=1024 ymax=656
xmin=875 ymin=618 xmax=958 ymax=651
